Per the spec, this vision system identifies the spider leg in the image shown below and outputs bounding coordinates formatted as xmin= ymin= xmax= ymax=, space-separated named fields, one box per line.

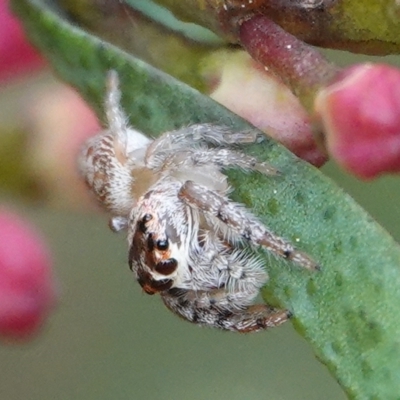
xmin=145 ymin=124 xmax=265 ymax=168
xmin=187 ymin=124 xmax=265 ymax=145
xmin=188 ymin=148 xmax=278 ymax=175
xmin=79 ymin=71 xmax=151 ymax=216
xmin=179 ymin=181 xmax=320 ymax=270
xmin=161 ymin=288 xmax=290 ymax=333
xmin=104 ymin=70 xmax=152 ymax=153
xmin=105 ymin=70 xmax=130 ymax=142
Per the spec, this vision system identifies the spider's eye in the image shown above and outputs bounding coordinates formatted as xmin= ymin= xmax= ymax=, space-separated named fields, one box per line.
xmin=138 ymin=213 xmax=153 ymax=233
xmin=155 ymin=258 xmax=178 ymax=275
xmin=156 ymin=239 xmax=169 ymax=251
xmin=143 ymin=214 xmax=153 ymax=222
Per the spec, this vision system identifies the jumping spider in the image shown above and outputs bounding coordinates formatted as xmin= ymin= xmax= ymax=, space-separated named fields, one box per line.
xmin=79 ymin=71 xmax=319 ymax=333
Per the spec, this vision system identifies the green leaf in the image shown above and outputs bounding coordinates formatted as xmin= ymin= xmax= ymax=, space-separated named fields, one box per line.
xmin=11 ymin=0 xmax=400 ymax=398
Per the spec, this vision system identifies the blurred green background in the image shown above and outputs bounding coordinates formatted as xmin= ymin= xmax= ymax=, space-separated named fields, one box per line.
xmin=1 ymin=41 xmax=400 ymax=400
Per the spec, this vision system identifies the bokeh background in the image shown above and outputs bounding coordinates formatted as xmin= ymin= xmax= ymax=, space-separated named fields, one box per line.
xmin=1 ymin=3 xmax=400 ymax=399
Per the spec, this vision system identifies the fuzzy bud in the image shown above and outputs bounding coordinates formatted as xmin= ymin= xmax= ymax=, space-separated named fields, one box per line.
xmin=0 ymin=210 xmax=57 ymax=341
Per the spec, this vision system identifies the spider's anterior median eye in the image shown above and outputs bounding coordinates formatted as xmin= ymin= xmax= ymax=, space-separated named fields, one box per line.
xmin=155 ymin=258 xmax=178 ymax=275
xmin=156 ymin=239 xmax=169 ymax=251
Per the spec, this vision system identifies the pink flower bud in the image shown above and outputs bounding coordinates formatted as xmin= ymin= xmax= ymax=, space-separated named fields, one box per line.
xmin=0 ymin=210 xmax=57 ymax=341
xmin=315 ymin=63 xmax=400 ymax=179
xmin=24 ymin=84 xmax=100 ymax=209
xmin=0 ymin=0 xmax=45 ymax=82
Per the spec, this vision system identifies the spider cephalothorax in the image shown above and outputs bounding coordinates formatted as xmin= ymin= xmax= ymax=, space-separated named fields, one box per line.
xmin=79 ymin=71 xmax=319 ymax=333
